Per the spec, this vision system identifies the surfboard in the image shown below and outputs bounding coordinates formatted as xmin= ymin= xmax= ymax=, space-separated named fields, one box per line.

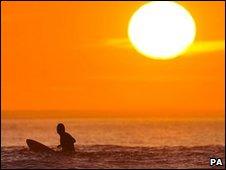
xmin=26 ymin=139 xmax=56 ymax=154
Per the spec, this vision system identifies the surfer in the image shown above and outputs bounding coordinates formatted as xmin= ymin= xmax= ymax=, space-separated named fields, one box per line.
xmin=57 ymin=123 xmax=76 ymax=153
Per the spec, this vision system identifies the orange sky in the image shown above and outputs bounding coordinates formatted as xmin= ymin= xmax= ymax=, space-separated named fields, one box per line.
xmin=1 ymin=1 xmax=225 ymax=118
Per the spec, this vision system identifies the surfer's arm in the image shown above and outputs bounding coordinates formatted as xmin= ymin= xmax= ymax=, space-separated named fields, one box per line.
xmin=67 ymin=133 xmax=76 ymax=143
xmin=71 ymin=137 xmax=76 ymax=143
xmin=70 ymin=135 xmax=76 ymax=143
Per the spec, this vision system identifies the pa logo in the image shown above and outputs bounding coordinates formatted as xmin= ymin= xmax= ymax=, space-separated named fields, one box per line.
xmin=210 ymin=158 xmax=223 ymax=166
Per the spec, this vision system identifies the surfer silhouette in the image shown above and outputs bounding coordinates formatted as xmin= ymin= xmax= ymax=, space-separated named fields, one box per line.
xmin=57 ymin=123 xmax=76 ymax=153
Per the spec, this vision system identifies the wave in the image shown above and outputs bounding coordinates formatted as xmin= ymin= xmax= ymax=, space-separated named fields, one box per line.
xmin=1 ymin=145 xmax=225 ymax=169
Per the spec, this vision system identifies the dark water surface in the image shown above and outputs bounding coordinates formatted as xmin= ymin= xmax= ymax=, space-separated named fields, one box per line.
xmin=1 ymin=145 xmax=225 ymax=169
xmin=1 ymin=118 xmax=225 ymax=168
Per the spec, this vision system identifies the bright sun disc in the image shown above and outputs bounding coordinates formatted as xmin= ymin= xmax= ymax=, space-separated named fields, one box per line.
xmin=128 ymin=1 xmax=196 ymax=60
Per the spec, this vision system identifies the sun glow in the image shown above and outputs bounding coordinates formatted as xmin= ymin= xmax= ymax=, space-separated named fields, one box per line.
xmin=128 ymin=1 xmax=196 ymax=60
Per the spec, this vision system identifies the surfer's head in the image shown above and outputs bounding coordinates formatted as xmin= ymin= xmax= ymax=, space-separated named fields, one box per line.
xmin=57 ymin=123 xmax=65 ymax=135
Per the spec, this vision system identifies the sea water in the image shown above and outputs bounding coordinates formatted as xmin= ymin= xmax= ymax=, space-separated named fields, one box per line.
xmin=1 ymin=118 xmax=225 ymax=169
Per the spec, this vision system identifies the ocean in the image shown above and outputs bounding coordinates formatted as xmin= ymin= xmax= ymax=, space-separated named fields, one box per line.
xmin=1 ymin=118 xmax=225 ymax=169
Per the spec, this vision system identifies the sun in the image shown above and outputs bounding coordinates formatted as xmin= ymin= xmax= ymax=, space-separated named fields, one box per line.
xmin=128 ymin=1 xmax=196 ymax=60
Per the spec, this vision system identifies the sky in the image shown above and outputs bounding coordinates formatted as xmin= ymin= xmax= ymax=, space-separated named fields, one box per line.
xmin=1 ymin=1 xmax=225 ymax=118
